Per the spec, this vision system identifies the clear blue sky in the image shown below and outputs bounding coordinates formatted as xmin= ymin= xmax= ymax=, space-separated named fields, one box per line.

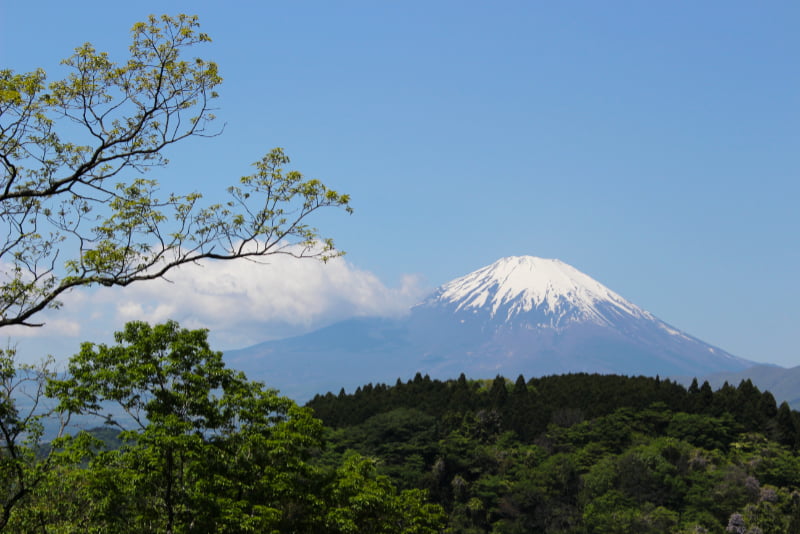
xmin=2 ymin=1 xmax=798 ymax=367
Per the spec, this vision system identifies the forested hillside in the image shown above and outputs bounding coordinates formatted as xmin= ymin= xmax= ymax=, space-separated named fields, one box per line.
xmin=8 ymin=339 xmax=800 ymax=533
xmin=308 ymin=373 xmax=800 ymax=533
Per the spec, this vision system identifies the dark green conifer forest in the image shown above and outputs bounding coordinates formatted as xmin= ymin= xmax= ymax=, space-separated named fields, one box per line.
xmin=308 ymin=372 xmax=800 ymax=533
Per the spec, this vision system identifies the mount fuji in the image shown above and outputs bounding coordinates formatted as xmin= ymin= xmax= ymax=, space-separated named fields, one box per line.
xmin=226 ymin=256 xmax=755 ymax=400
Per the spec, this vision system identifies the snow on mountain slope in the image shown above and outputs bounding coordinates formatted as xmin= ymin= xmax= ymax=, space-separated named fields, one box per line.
xmin=228 ymin=255 xmax=758 ymax=401
xmin=410 ymin=256 xmax=749 ymax=373
xmin=424 ymin=256 xmax=650 ymax=326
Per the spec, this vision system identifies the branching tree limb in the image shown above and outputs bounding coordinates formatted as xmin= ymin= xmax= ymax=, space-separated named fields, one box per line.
xmin=0 ymin=349 xmax=73 ymax=531
xmin=0 ymin=14 xmax=351 ymax=328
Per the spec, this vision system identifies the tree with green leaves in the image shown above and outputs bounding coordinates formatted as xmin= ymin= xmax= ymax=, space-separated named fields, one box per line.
xmin=0 ymin=13 xmax=351 ymax=329
xmin=41 ymin=320 xmax=325 ymax=532
xmin=3 ymin=321 xmax=445 ymax=533
xmin=0 ymin=13 xmax=352 ymax=529
xmin=0 ymin=350 xmax=67 ymax=530
xmin=324 ymin=452 xmax=445 ymax=534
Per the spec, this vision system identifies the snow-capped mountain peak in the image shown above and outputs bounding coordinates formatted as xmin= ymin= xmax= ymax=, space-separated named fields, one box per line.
xmin=230 ymin=255 xmax=756 ymax=400
xmin=429 ymin=256 xmax=651 ymax=327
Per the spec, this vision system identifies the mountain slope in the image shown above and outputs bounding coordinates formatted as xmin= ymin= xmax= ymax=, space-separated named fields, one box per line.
xmin=694 ymin=364 xmax=800 ymax=409
xmin=408 ymin=256 xmax=750 ymax=377
xmin=226 ymin=256 xmax=756 ymax=400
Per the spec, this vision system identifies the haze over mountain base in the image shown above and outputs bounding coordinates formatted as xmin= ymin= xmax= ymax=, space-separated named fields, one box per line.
xmin=226 ymin=256 xmax=755 ymax=400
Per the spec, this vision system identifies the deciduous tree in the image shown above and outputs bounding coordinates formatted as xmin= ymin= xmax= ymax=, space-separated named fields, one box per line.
xmin=3 ymin=321 xmax=445 ymax=533
xmin=0 ymin=14 xmax=351 ymax=528
xmin=0 ymin=350 xmax=65 ymax=530
xmin=45 ymin=320 xmax=325 ymax=532
xmin=0 ymin=14 xmax=351 ymax=329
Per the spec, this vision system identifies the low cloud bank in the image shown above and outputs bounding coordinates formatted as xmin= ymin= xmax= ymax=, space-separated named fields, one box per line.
xmin=6 ymin=255 xmax=428 ymax=362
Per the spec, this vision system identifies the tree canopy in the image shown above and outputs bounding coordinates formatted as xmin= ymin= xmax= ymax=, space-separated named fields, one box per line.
xmin=0 ymin=14 xmax=351 ymax=328
xmin=309 ymin=373 xmax=800 ymax=533
xmin=0 ymin=321 xmax=446 ymax=532
xmin=0 ymin=14 xmax=366 ymax=532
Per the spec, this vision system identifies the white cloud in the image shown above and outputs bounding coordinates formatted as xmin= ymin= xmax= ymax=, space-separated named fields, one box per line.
xmin=5 ymin=253 xmax=428 ymax=363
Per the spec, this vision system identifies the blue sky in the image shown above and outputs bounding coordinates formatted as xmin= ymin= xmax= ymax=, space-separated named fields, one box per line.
xmin=1 ymin=1 xmax=798 ymax=367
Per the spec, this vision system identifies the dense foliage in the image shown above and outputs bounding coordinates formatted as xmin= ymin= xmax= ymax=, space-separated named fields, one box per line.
xmin=1 ymin=322 xmax=444 ymax=533
xmin=308 ymin=373 xmax=800 ymax=533
xmin=5 ymin=327 xmax=800 ymax=533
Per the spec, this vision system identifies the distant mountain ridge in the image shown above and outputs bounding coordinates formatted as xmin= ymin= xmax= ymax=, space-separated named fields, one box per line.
xmin=690 ymin=364 xmax=800 ymax=409
xmin=226 ymin=256 xmax=756 ymax=401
